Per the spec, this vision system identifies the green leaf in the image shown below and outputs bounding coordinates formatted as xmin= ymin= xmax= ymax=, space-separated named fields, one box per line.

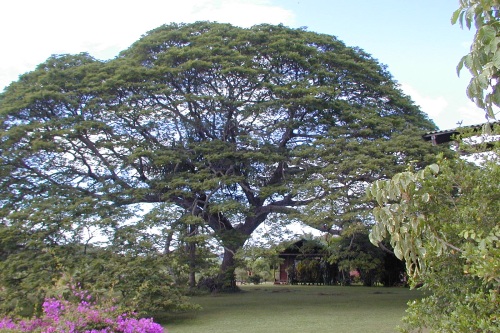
xmin=479 ymin=25 xmax=496 ymax=44
xmin=478 ymin=72 xmax=490 ymax=89
xmin=399 ymin=172 xmax=414 ymax=190
xmin=482 ymin=123 xmax=493 ymax=135
xmin=491 ymin=85 xmax=500 ymax=107
xmin=464 ymin=54 xmax=474 ymax=69
xmin=457 ymin=56 xmax=466 ymax=76
xmin=490 ymin=39 xmax=500 ymax=63
xmin=428 ymin=164 xmax=439 ymax=175
xmin=465 ymin=5 xmax=477 ymax=29
xmin=451 ymin=8 xmax=462 ymax=25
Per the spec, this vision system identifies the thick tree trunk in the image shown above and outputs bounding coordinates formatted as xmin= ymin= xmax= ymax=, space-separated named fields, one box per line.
xmin=217 ymin=246 xmax=239 ymax=291
xmin=204 ymin=209 xmax=267 ymax=292
xmin=188 ymin=241 xmax=197 ymax=289
xmin=187 ymin=224 xmax=198 ymax=289
xmin=215 ymin=233 xmax=249 ymax=292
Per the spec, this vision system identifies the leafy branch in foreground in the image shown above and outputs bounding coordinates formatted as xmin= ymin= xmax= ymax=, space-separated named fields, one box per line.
xmin=367 ymin=156 xmax=499 ymax=332
xmin=452 ymin=0 xmax=500 ymax=119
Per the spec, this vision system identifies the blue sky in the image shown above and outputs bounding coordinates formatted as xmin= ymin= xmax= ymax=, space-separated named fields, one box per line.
xmin=0 ymin=0 xmax=485 ymax=129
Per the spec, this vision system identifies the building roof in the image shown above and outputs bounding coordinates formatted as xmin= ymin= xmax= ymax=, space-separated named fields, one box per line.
xmin=422 ymin=121 xmax=500 ymax=145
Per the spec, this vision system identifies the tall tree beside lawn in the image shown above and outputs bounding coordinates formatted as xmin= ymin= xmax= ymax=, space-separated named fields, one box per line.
xmin=0 ymin=22 xmax=440 ymax=293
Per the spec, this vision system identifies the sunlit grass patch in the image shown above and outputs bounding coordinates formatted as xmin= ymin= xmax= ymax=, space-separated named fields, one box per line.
xmin=164 ymin=284 xmax=422 ymax=333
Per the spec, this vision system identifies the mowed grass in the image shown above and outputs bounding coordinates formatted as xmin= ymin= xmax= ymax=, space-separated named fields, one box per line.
xmin=162 ymin=284 xmax=422 ymax=333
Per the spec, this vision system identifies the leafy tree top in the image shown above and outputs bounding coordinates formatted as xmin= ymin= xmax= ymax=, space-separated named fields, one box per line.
xmin=0 ymin=22 xmax=440 ymax=246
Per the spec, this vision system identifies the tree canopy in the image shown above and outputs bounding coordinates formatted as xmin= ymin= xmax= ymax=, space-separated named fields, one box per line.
xmin=0 ymin=22 xmax=440 ymax=302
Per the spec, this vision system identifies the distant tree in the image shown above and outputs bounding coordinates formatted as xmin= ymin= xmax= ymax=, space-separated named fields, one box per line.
xmin=0 ymin=22 xmax=441 ymax=295
xmin=236 ymin=245 xmax=280 ymax=283
xmin=324 ymin=225 xmax=404 ymax=286
xmin=453 ymin=0 xmax=500 ymax=119
xmin=295 ymin=259 xmax=322 ymax=285
xmin=326 ymin=225 xmax=382 ymax=286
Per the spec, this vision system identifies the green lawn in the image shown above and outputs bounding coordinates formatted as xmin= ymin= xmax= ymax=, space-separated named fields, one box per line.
xmin=162 ymin=284 xmax=422 ymax=333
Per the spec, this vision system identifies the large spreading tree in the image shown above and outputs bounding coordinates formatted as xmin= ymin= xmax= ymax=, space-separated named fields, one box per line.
xmin=0 ymin=22 xmax=440 ymax=296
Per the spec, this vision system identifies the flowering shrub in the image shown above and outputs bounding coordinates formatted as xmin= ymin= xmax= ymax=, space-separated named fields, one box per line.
xmin=0 ymin=288 xmax=164 ymax=333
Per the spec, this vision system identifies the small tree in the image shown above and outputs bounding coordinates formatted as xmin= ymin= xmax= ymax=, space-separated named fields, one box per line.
xmin=324 ymin=226 xmax=403 ymax=287
xmin=236 ymin=245 xmax=281 ymax=283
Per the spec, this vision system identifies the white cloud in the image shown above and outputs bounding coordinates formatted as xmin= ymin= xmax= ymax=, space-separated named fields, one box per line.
xmin=188 ymin=0 xmax=295 ymax=27
xmin=456 ymin=100 xmax=490 ymax=125
xmin=399 ymin=83 xmax=488 ymax=129
xmin=400 ymin=83 xmax=449 ymax=119
xmin=0 ymin=0 xmax=295 ymax=90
